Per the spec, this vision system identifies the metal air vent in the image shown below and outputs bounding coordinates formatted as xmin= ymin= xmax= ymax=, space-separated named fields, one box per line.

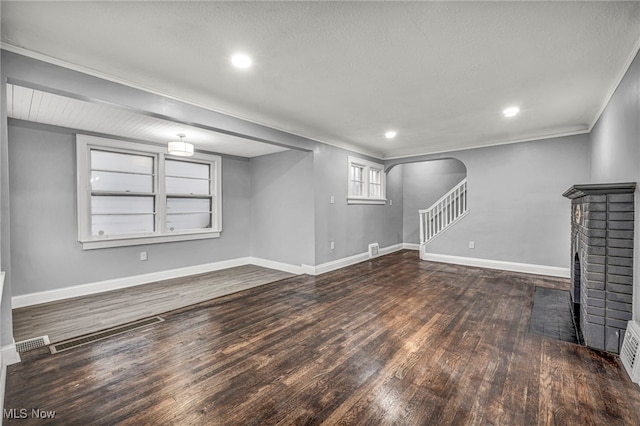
xmin=621 ymin=320 xmax=640 ymax=383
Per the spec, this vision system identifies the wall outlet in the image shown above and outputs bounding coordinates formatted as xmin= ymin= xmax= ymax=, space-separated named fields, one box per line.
xmin=389 ymin=199 xmax=393 ymax=206
xmin=330 ymin=195 xmax=334 ymax=204
xmin=140 ymin=251 xmax=148 ymax=261
xmin=330 ymin=241 xmax=335 ymax=250
xmin=468 ymin=241 xmax=475 ymax=249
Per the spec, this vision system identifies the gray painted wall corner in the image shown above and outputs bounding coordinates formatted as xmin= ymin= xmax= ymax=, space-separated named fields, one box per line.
xmin=8 ymin=122 xmax=252 ymax=296
xmin=249 ymin=149 xmax=315 ymax=266
xmin=312 ymin=143 xmax=403 ymax=265
xmin=1 ymin=59 xmax=16 ymax=348
xmin=402 ymin=158 xmax=467 ymax=244
xmin=589 ymin=48 xmax=640 ymax=323
xmin=403 ymin=134 xmax=590 ymax=268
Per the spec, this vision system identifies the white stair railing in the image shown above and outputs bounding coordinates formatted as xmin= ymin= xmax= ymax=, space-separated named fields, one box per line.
xmin=419 ymin=178 xmax=468 ymax=246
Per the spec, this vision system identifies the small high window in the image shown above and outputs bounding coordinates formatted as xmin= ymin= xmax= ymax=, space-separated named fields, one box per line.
xmin=347 ymin=156 xmax=386 ymax=204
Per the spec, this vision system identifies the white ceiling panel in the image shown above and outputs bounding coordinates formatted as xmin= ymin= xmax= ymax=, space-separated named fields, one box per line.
xmin=6 ymin=84 xmax=289 ymax=158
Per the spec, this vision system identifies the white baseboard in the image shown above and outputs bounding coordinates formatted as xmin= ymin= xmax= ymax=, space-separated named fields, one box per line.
xmin=402 ymin=243 xmax=420 ymax=251
xmin=249 ymin=257 xmax=314 ymax=275
xmin=313 ymin=243 xmax=404 ymax=275
xmin=0 ymin=364 xmax=6 ymax=422
xmin=11 ymin=244 xmax=408 ymax=308
xmin=420 ymin=252 xmax=570 ymax=278
xmin=252 ymin=243 xmax=405 ymax=276
xmin=380 ymin=243 xmax=404 ymax=255
xmin=0 ymin=342 xmax=20 ymax=421
xmin=1 ymin=343 xmax=20 ymax=366
xmin=312 ymin=252 xmax=369 ymax=275
xmin=12 ymin=257 xmax=252 ymax=308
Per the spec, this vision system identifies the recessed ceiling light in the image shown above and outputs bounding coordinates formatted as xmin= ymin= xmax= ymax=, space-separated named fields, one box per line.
xmin=231 ymin=53 xmax=252 ymax=69
xmin=503 ymin=106 xmax=520 ymax=118
xmin=385 ymin=130 xmax=397 ymax=139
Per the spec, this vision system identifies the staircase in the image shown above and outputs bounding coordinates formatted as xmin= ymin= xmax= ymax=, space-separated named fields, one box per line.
xmin=419 ymin=178 xmax=468 ymax=255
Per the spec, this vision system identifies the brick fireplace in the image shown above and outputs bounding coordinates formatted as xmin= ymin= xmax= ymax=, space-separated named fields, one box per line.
xmin=563 ymin=183 xmax=636 ymax=354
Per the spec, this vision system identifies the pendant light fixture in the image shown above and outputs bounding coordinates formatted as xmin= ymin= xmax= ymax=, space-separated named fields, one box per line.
xmin=167 ymin=133 xmax=194 ymax=157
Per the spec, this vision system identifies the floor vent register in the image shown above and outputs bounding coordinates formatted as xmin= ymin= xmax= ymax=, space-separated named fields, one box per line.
xmin=50 ymin=316 xmax=165 ymax=354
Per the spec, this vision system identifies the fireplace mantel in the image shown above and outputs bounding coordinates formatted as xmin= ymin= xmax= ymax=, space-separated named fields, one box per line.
xmin=563 ymin=182 xmax=636 ymax=199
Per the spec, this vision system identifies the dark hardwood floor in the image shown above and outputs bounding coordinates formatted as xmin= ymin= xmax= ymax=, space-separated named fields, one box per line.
xmin=5 ymin=250 xmax=640 ymax=425
xmin=13 ymin=265 xmax=294 ymax=344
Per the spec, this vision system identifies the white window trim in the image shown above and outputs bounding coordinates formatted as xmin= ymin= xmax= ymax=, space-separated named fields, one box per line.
xmin=76 ymin=134 xmax=222 ymax=250
xmin=347 ymin=156 xmax=387 ymax=205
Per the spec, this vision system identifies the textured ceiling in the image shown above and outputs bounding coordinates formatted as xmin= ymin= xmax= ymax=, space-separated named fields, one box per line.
xmin=2 ymin=1 xmax=640 ymax=159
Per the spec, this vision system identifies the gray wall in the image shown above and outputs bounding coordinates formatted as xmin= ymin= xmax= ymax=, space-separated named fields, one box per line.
xmin=1 ymin=57 xmax=15 ymax=348
xmin=589 ymin=49 xmax=640 ymax=322
xmin=0 ymin=49 xmax=323 ymax=349
xmin=8 ymin=121 xmax=251 ymax=296
xmin=389 ymin=134 xmax=591 ymax=268
xmin=402 ymin=159 xmax=467 ymax=244
xmin=5 ymin=46 xmax=635 ymax=342
xmin=250 ymin=150 xmax=315 ymax=266
xmin=590 ymin=51 xmax=640 ymax=184
xmin=313 ymin=142 xmax=404 ymax=265
xmin=1 ymin=50 xmax=408 ymax=305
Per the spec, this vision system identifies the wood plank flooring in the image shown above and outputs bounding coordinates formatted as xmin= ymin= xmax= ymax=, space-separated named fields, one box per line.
xmin=13 ymin=265 xmax=294 ymax=343
xmin=5 ymin=250 xmax=640 ymax=425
